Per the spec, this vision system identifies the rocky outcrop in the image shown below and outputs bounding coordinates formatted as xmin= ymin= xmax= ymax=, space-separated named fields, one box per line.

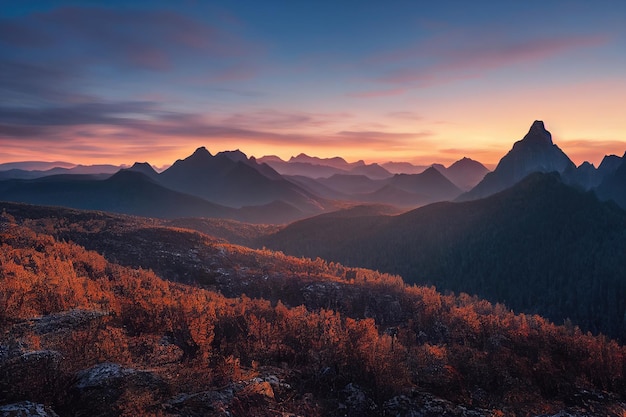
xmin=0 ymin=402 xmax=59 ymax=417
xmin=68 ymin=362 xmax=169 ymax=417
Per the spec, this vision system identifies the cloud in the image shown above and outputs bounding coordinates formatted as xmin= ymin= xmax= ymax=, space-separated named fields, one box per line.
xmin=359 ymin=30 xmax=610 ymax=90
xmin=557 ymin=138 xmax=626 ymax=165
xmin=0 ymin=5 xmax=264 ymax=109
xmin=387 ymin=111 xmax=422 ymax=120
xmin=0 ymin=97 xmax=432 ymax=162
xmin=1 ymin=6 xmax=258 ymax=70
xmin=220 ymin=110 xmax=353 ymax=130
xmin=346 ymin=88 xmax=407 ymax=98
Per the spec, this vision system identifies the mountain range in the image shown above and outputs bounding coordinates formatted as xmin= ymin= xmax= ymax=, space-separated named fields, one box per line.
xmin=0 ymin=120 xmax=625 ymax=221
xmin=0 ymin=146 xmax=489 ymax=222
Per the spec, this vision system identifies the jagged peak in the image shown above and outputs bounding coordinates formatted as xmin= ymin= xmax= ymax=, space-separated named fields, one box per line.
xmin=522 ymin=120 xmax=553 ymax=145
xmin=191 ymin=146 xmax=212 ymax=157
xmin=218 ymin=149 xmax=248 ymax=163
xmin=131 ymin=162 xmax=150 ymax=167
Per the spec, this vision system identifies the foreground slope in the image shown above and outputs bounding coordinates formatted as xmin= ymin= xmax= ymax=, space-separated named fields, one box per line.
xmin=261 ymin=172 xmax=626 ymax=340
xmin=1 ymin=203 xmax=625 ymax=416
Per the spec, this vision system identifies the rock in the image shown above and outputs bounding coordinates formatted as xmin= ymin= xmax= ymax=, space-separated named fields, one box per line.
xmin=69 ymin=362 xmax=168 ymax=417
xmin=0 ymin=402 xmax=59 ymax=417
xmin=31 ymin=310 xmax=106 ymax=335
xmin=73 ymin=362 xmax=132 ymax=390
xmin=383 ymin=391 xmax=493 ymax=417
xmin=0 ymin=350 xmax=62 ymax=403
xmin=339 ymin=383 xmax=376 ymax=416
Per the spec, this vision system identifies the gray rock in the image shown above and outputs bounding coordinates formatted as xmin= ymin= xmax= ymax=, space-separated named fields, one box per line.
xmin=0 ymin=401 xmax=59 ymax=417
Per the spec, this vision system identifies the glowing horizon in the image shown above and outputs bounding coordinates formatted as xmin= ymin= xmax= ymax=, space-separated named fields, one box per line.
xmin=1 ymin=1 xmax=625 ymax=170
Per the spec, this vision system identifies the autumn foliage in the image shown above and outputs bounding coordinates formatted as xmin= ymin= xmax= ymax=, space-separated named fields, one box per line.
xmin=0 ymin=205 xmax=625 ymax=416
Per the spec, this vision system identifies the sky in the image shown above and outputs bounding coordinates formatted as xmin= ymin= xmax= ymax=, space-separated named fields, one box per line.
xmin=1 ymin=0 xmax=625 ymax=168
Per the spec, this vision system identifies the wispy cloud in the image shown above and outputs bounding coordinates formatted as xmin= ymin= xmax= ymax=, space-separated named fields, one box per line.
xmin=0 ymin=100 xmax=425 ymax=156
xmin=0 ymin=5 xmax=264 ymax=107
xmin=346 ymin=88 xmax=407 ymax=98
xmin=348 ymin=30 xmax=611 ymax=96
xmin=221 ymin=110 xmax=353 ymax=130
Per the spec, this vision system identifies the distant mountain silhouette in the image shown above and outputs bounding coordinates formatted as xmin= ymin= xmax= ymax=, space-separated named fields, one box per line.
xmin=348 ymin=163 xmax=392 ymax=179
xmin=381 ymin=161 xmax=428 ymax=175
xmin=435 ymin=157 xmax=490 ymax=191
xmin=0 ymin=170 xmax=232 ymax=218
xmin=261 ymin=172 xmax=626 ymax=339
xmin=379 ymin=167 xmax=462 ymax=204
xmin=301 ymin=168 xmax=461 ymax=207
xmin=288 ymin=153 xmax=360 ymax=170
xmin=596 ymin=152 xmax=626 ymax=209
xmin=258 ymin=160 xmax=347 ymax=178
xmin=259 ymin=154 xmax=392 ymax=179
xmin=460 ymin=121 xmax=575 ymax=200
xmin=318 ymin=174 xmax=381 ymax=194
xmin=284 ymin=175 xmax=351 ymax=200
xmin=0 ymin=161 xmax=75 ymax=171
xmin=126 ymin=162 xmax=160 ymax=179
xmin=159 ymin=147 xmax=326 ymax=213
xmin=0 ymin=164 xmax=123 ymax=180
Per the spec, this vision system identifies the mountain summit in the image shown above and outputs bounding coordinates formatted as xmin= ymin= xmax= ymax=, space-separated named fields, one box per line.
xmin=460 ymin=120 xmax=575 ymax=200
xmin=523 ymin=120 xmax=553 ymax=145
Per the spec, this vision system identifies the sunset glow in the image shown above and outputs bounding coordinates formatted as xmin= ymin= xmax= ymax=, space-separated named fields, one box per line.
xmin=1 ymin=1 xmax=625 ymax=168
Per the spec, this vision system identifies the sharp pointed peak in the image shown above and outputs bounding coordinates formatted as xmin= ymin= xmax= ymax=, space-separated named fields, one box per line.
xmin=522 ymin=120 xmax=553 ymax=145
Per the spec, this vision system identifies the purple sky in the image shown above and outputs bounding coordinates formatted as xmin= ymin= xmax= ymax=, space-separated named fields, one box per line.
xmin=1 ymin=1 xmax=625 ymax=167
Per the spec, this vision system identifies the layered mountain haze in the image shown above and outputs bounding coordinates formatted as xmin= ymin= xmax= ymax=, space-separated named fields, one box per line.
xmin=159 ymin=147 xmax=325 ymax=212
xmin=436 ymin=157 xmax=490 ymax=191
xmin=258 ymin=153 xmax=393 ymax=179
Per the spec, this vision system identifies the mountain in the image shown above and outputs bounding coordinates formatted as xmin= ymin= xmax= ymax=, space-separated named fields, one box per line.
xmin=126 ymin=161 xmax=160 ymax=179
xmin=259 ymin=154 xmax=392 ymax=179
xmin=158 ymin=147 xmax=326 ymax=213
xmin=308 ymin=168 xmax=461 ymax=207
xmin=381 ymin=161 xmax=428 ymax=175
xmin=460 ymin=121 xmax=575 ymax=200
xmin=0 ymin=160 xmax=75 ymax=171
xmin=598 ymin=154 xmax=622 ymax=177
xmin=317 ymin=174 xmax=381 ymax=194
xmin=348 ymin=163 xmax=392 ymax=179
xmin=384 ymin=167 xmax=462 ymax=202
xmin=596 ymin=152 xmax=626 ymax=209
xmin=258 ymin=159 xmax=347 ymax=178
xmin=0 ymin=164 xmax=123 ymax=180
xmin=288 ymin=153 xmax=360 ymax=170
xmin=438 ymin=157 xmax=490 ymax=190
xmin=260 ymin=172 xmax=626 ymax=340
xmin=0 ymin=170 xmax=233 ymax=219
xmin=284 ymin=175 xmax=352 ymax=200
xmin=562 ymin=161 xmax=599 ymax=190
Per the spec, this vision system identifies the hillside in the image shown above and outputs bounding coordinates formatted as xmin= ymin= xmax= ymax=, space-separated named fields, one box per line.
xmin=261 ymin=172 xmax=626 ymax=340
xmin=0 ymin=202 xmax=625 ymax=416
